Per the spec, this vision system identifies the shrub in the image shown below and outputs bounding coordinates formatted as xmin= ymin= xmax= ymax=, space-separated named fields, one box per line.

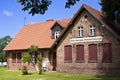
xmin=21 ymin=66 xmax=28 ymax=75
xmin=37 ymin=54 xmax=43 ymax=74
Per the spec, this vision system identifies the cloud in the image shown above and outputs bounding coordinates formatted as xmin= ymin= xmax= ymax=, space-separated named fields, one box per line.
xmin=3 ymin=10 xmax=13 ymax=16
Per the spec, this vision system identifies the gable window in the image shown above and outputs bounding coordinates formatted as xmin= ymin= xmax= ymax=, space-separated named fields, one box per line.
xmin=64 ymin=45 xmax=72 ymax=63
xmin=78 ymin=27 xmax=83 ymax=37
xmin=12 ymin=53 xmax=17 ymax=63
xmin=102 ymin=43 xmax=112 ymax=63
xmin=54 ymin=31 xmax=60 ymax=39
xmin=89 ymin=25 xmax=95 ymax=36
xmin=88 ymin=44 xmax=97 ymax=62
xmin=76 ymin=45 xmax=84 ymax=62
xmin=17 ymin=53 xmax=22 ymax=63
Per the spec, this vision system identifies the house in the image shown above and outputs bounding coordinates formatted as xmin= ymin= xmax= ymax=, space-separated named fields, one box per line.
xmin=52 ymin=4 xmax=120 ymax=75
xmin=4 ymin=4 xmax=120 ymax=75
xmin=4 ymin=18 xmax=71 ymax=71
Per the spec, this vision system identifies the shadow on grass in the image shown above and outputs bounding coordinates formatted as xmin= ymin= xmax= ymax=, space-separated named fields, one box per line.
xmin=23 ymin=72 xmax=45 ymax=75
xmin=88 ymin=76 xmax=120 ymax=80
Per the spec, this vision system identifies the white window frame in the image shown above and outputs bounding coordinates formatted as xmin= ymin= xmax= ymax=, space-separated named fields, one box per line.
xmin=89 ymin=25 xmax=96 ymax=36
xmin=54 ymin=31 xmax=60 ymax=39
xmin=78 ymin=27 xmax=83 ymax=37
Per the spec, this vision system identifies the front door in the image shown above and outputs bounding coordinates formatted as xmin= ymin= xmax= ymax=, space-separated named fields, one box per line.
xmin=53 ymin=52 xmax=56 ymax=71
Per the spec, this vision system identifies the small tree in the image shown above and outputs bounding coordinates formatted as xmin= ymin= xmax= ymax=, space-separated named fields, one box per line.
xmin=37 ymin=53 xmax=43 ymax=74
xmin=28 ymin=45 xmax=43 ymax=74
xmin=22 ymin=52 xmax=31 ymax=75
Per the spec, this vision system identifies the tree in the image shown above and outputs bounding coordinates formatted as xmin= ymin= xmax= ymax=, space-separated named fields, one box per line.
xmin=28 ymin=45 xmax=38 ymax=53
xmin=28 ymin=45 xmax=42 ymax=73
xmin=22 ymin=52 xmax=31 ymax=75
xmin=17 ymin=0 xmax=80 ymax=16
xmin=100 ymin=0 xmax=120 ymax=24
xmin=0 ymin=36 xmax=12 ymax=62
xmin=22 ymin=52 xmax=31 ymax=64
xmin=37 ymin=53 xmax=43 ymax=74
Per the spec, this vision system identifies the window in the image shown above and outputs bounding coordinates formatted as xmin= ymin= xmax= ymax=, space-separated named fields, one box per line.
xmin=76 ymin=45 xmax=84 ymax=62
xmin=89 ymin=25 xmax=95 ymax=36
xmin=54 ymin=31 xmax=60 ymax=39
xmin=78 ymin=27 xmax=83 ymax=37
xmin=64 ymin=45 xmax=72 ymax=63
xmin=17 ymin=53 xmax=22 ymax=63
xmin=88 ymin=44 xmax=97 ymax=62
xmin=102 ymin=43 xmax=112 ymax=63
xmin=12 ymin=53 xmax=16 ymax=63
xmin=31 ymin=53 xmax=35 ymax=63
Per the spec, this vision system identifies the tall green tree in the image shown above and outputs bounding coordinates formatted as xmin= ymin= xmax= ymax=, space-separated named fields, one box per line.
xmin=0 ymin=36 xmax=12 ymax=62
xmin=17 ymin=0 xmax=80 ymax=16
xmin=28 ymin=45 xmax=43 ymax=74
xmin=100 ymin=0 xmax=120 ymax=24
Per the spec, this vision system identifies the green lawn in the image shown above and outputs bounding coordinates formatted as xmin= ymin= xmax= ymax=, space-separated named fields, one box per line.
xmin=0 ymin=67 xmax=120 ymax=80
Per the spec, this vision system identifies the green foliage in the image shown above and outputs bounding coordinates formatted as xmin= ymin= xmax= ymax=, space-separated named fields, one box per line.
xmin=17 ymin=0 xmax=52 ymax=15
xmin=100 ymin=0 xmax=120 ymax=24
xmin=22 ymin=52 xmax=31 ymax=64
xmin=22 ymin=52 xmax=31 ymax=75
xmin=65 ymin=0 xmax=80 ymax=8
xmin=37 ymin=53 xmax=43 ymax=74
xmin=17 ymin=0 xmax=80 ymax=16
xmin=0 ymin=36 xmax=12 ymax=62
xmin=21 ymin=66 xmax=28 ymax=75
xmin=28 ymin=45 xmax=38 ymax=53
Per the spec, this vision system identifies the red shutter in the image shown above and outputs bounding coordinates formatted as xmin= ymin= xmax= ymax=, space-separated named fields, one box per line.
xmin=64 ymin=45 xmax=72 ymax=62
xmin=76 ymin=45 xmax=84 ymax=62
xmin=102 ymin=43 xmax=112 ymax=63
xmin=17 ymin=53 xmax=22 ymax=63
xmin=88 ymin=44 xmax=97 ymax=62
xmin=12 ymin=53 xmax=16 ymax=63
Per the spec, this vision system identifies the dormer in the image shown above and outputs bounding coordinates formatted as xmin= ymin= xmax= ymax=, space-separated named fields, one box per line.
xmin=51 ymin=23 xmax=63 ymax=39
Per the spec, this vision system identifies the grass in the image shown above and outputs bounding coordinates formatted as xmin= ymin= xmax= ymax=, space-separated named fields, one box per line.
xmin=0 ymin=67 xmax=120 ymax=80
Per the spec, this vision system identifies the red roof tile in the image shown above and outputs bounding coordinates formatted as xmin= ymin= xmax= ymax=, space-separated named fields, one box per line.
xmin=4 ymin=19 xmax=70 ymax=51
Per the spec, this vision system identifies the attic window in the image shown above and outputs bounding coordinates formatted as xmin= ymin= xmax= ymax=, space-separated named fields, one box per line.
xmin=84 ymin=15 xmax=88 ymax=18
xmin=84 ymin=15 xmax=88 ymax=22
xmin=54 ymin=31 xmax=60 ymax=39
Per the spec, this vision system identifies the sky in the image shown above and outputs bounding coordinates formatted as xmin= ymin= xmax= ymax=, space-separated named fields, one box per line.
xmin=0 ymin=0 xmax=101 ymax=38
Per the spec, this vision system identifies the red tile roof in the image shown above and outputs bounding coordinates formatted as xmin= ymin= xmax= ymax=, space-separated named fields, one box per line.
xmin=4 ymin=19 xmax=71 ymax=51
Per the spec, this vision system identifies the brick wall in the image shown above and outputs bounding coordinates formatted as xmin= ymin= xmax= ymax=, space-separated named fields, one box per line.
xmin=56 ymin=10 xmax=120 ymax=75
xmin=7 ymin=49 xmax=54 ymax=71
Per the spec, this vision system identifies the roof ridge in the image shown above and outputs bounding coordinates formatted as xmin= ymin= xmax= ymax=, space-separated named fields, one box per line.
xmin=83 ymin=3 xmax=101 ymax=12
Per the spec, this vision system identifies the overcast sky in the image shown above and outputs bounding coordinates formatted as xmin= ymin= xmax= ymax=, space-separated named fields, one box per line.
xmin=0 ymin=0 xmax=101 ymax=38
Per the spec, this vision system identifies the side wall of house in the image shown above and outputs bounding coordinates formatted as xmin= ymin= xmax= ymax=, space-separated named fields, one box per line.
xmin=7 ymin=49 xmax=54 ymax=71
xmin=56 ymin=10 xmax=120 ymax=75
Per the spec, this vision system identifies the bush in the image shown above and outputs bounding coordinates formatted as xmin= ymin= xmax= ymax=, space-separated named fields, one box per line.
xmin=37 ymin=54 xmax=43 ymax=74
xmin=21 ymin=66 xmax=28 ymax=75
xmin=22 ymin=52 xmax=31 ymax=64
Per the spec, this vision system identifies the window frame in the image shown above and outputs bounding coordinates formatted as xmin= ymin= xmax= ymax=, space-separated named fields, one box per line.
xmin=12 ymin=53 xmax=17 ymax=63
xmin=89 ymin=25 xmax=96 ymax=36
xmin=17 ymin=53 xmax=22 ymax=63
xmin=102 ymin=43 xmax=112 ymax=63
xmin=88 ymin=44 xmax=97 ymax=63
xmin=77 ymin=27 xmax=83 ymax=37
xmin=54 ymin=31 xmax=60 ymax=39
xmin=64 ymin=45 xmax=72 ymax=63
xmin=76 ymin=45 xmax=84 ymax=63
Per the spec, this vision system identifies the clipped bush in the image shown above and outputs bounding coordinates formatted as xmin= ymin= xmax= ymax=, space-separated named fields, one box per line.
xmin=21 ymin=66 xmax=28 ymax=75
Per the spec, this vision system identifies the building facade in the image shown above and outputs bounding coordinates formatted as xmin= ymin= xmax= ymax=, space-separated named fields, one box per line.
xmin=53 ymin=4 xmax=120 ymax=75
xmin=4 ymin=4 xmax=120 ymax=75
xmin=4 ymin=19 xmax=70 ymax=71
